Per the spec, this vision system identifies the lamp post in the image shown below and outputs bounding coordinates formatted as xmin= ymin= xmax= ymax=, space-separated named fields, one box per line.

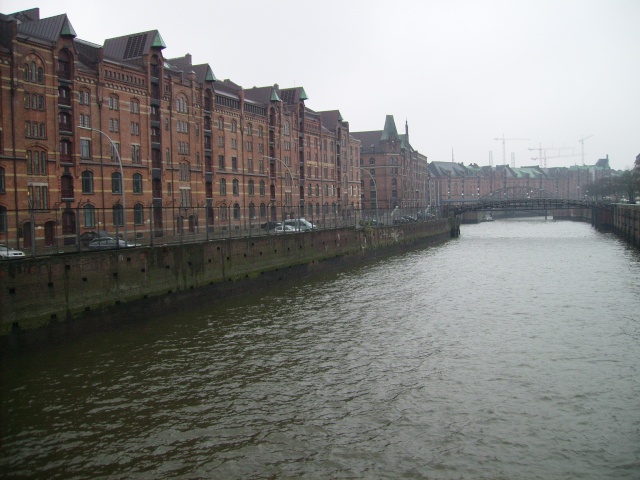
xmin=359 ymin=167 xmax=378 ymax=222
xmin=78 ymin=126 xmax=126 ymax=242
xmin=263 ymin=156 xmax=296 ymax=219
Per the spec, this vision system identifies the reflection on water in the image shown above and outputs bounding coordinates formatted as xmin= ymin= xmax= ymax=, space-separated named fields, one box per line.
xmin=2 ymin=218 xmax=640 ymax=479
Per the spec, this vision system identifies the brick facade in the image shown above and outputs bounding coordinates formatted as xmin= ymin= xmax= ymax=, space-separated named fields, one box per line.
xmin=0 ymin=8 xmax=361 ymax=248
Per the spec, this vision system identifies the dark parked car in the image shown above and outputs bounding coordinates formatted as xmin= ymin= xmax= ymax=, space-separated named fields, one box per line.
xmin=261 ymin=221 xmax=280 ymax=231
xmin=79 ymin=230 xmax=111 ymax=247
xmin=87 ymin=237 xmax=139 ymax=250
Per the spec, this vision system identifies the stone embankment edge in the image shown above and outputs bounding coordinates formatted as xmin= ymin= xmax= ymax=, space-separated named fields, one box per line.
xmin=1 ymin=221 xmax=451 ymax=345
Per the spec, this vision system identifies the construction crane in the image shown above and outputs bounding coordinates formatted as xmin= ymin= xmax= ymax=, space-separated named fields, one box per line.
xmin=579 ymin=134 xmax=593 ymax=165
xmin=528 ymin=144 xmax=574 ymax=168
xmin=530 ymin=153 xmax=581 ymax=168
xmin=494 ymin=134 xmax=529 ymax=166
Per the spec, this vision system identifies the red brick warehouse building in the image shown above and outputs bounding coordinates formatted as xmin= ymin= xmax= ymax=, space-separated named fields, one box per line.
xmin=0 ymin=7 xmax=362 ymax=249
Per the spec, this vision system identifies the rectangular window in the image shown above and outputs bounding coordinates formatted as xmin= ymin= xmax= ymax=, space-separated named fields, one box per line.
xmin=232 ymin=157 xmax=237 ymax=171
xmin=28 ymin=185 xmax=49 ymax=210
xmin=179 ymin=187 xmax=191 ymax=207
xmin=218 ymin=155 xmax=225 ymax=170
xmin=81 ymin=139 xmax=91 ymax=159
xmin=231 ymin=138 xmax=237 ymax=150
xmin=132 ymin=145 xmax=141 ymax=164
xmin=110 ymin=142 xmax=120 ymax=162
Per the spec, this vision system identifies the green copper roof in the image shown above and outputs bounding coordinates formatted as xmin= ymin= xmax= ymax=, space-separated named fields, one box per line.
xmin=299 ymin=87 xmax=308 ymax=101
xmin=271 ymin=88 xmax=281 ymax=102
xmin=205 ymin=66 xmax=217 ymax=82
xmin=61 ymin=16 xmax=77 ymax=37
xmin=381 ymin=115 xmax=399 ymax=141
xmin=152 ymin=31 xmax=166 ymax=49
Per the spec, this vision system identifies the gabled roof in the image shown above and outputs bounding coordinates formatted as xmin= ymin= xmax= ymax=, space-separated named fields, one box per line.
xmin=279 ymin=86 xmax=308 ymax=104
xmin=16 ymin=13 xmax=76 ymax=43
xmin=166 ymin=54 xmax=217 ymax=83
xmin=245 ymin=85 xmax=274 ymax=104
xmin=319 ymin=110 xmax=344 ymax=128
xmin=428 ymin=161 xmax=469 ymax=177
xmin=351 ymin=130 xmax=383 ymax=153
xmin=103 ymin=30 xmax=165 ymax=62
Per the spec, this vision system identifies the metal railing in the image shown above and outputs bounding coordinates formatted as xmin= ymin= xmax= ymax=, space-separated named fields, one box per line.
xmin=0 ymin=205 xmax=444 ymax=258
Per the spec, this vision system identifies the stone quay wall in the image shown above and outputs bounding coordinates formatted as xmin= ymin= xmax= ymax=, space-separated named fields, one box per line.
xmin=612 ymin=204 xmax=640 ymax=249
xmin=1 ymin=220 xmax=451 ymax=337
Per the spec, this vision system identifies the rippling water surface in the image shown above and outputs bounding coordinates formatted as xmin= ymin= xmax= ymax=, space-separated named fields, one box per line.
xmin=2 ymin=218 xmax=640 ymax=479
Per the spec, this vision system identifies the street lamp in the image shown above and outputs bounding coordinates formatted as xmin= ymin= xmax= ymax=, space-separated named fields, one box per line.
xmin=359 ymin=167 xmax=378 ymax=221
xmin=78 ymin=126 xmax=127 ymax=242
xmin=263 ymin=156 xmax=296 ymax=218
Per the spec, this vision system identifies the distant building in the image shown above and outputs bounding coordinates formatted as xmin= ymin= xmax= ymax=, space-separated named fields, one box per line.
xmin=352 ymin=116 xmax=429 ymax=212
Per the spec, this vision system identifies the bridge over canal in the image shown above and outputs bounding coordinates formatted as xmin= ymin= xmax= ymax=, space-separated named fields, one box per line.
xmin=442 ymin=187 xmax=615 ymax=232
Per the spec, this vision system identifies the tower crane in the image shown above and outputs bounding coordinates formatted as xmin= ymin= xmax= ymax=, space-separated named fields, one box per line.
xmin=579 ymin=134 xmax=593 ymax=166
xmin=527 ymin=144 xmax=574 ymax=168
xmin=494 ymin=134 xmax=529 ymax=166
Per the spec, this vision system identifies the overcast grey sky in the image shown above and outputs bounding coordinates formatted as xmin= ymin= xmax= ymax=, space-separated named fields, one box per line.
xmin=5 ymin=0 xmax=639 ymax=170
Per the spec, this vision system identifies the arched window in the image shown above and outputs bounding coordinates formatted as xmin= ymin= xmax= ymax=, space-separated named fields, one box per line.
xmin=134 ymin=203 xmax=144 ymax=225
xmin=232 ymin=179 xmax=239 ymax=196
xmin=259 ymin=181 xmax=265 ymax=197
xmin=231 ymin=120 xmax=237 ymax=133
xmin=315 ymin=184 xmax=320 ymax=196
xmin=112 ymin=204 xmax=124 ymax=226
xmin=249 ymin=203 xmax=255 ymax=218
xmin=259 ymin=203 xmax=266 ymax=218
xmin=284 ymin=122 xmax=290 ymax=136
xmin=133 ymin=173 xmax=143 ymax=194
xmin=83 ymin=205 xmax=95 ymax=228
xmin=0 ymin=167 xmax=5 ymax=193
xmin=307 ymin=203 xmax=313 ymax=216
xmin=248 ymin=180 xmax=255 ymax=196
xmin=220 ymin=178 xmax=226 ymax=195
xmin=111 ymin=172 xmax=122 ymax=193
xmin=308 ymin=183 xmax=312 ymax=197
xmin=82 ymin=170 xmax=94 ymax=193
xmin=219 ymin=204 xmax=228 ymax=221
xmin=233 ymin=203 xmax=240 ymax=219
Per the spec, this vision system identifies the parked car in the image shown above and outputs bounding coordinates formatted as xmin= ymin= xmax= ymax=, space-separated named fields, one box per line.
xmin=261 ymin=221 xmax=280 ymax=231
xmin=79 ymin=230 xmax=111 ymax=247
xmin=283 ymin=218 xmax=317 ymax=231
xmin=0 ymin=244 xmax=25 ymax=260
xmin=87 ymin=237 xmax=139 ymax=250
xmin=274 ymin=225 xmax=295 ymax=234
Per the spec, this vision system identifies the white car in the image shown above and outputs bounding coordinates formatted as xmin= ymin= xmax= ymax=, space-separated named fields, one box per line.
xmin=274 ymin=225 xmax=295 ymax=234
xmin=0 ymin=244 xmax=26 ymax=260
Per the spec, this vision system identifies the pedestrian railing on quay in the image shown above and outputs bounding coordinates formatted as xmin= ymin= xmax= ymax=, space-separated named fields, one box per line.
xmin=0 ymin=205 xmax=444 ymax=259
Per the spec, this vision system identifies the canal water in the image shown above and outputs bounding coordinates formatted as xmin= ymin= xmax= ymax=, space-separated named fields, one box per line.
xmin=2 ymin=217 xmax=639 ymax=479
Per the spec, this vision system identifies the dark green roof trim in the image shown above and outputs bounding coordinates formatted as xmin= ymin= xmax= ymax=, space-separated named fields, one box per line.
xmin=205 ymin=66 xmax=216 ymax=82
xmin=152 ymin=31 xmax=166 ymax=49
xmin=61 ymin=17 xmax=77 ymax=37
xmin=299 ymin=87 xmax=308 ymax=101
